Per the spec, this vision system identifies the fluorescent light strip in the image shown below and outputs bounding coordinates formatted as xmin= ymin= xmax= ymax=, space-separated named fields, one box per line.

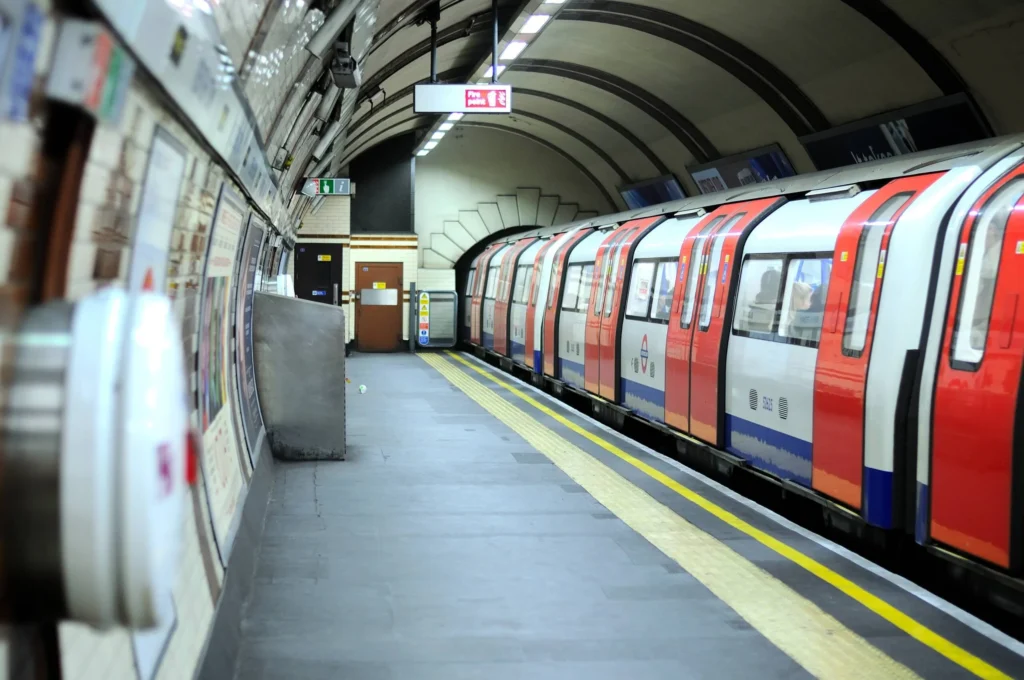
xmin=483 ymin=65 xmax=506 ymax=78
xmin=520 ymin=14 xmax=550 ymax=34
xmin=448 ymin=112 xmax=464 ymax=121
xmin=424 ymin=141 xmax=438 ymax=149
xmin=500 ymin=41 xmax=528 ymax=60
xmin=431 ymin=131 xmax=445 ymax=140
xmin=439 ymin=123 xmax=454 ymax=131
xmin=416 ymin=150 xmax=429 ymax=157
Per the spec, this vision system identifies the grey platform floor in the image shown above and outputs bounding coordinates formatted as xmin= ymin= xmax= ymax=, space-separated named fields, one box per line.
xmin=236 ymin=353 xmax=1022 ymax=680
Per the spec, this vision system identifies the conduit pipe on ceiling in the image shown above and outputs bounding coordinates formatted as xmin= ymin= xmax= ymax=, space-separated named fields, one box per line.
xmin=306 ymin=0 xmax=364 ymax=60
xmin=316 ymin=82 xmax=342 ymax=120
xmin=312 ymin=120 xmax=343 ymax=160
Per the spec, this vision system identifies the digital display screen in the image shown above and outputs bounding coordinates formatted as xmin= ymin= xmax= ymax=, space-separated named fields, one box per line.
xmin=618 ymin=175 xmax=687 ymax=210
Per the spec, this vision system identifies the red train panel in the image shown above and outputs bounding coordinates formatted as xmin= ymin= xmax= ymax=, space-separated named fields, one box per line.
xmin=585 ymin=227 xmax=629 ymax=393
xmin=812 ymin=174 xmax=941 ymax=512
xmin=598 ymin=218 xmax=662 ymax=401
xmin=525 ymin=238 xmax=559 ymax=370
xmin=470 ymin=244 xmax=501 ymax=345
xmin=932 ymin=162 xmax=1024 ymax=569
xmin=689 ymin=200 xmax=782 ymax=446
xmin=494 ymin=238 xmax=536 ymax=356
xmin=544 ymin=229 xmax=592 ymax=377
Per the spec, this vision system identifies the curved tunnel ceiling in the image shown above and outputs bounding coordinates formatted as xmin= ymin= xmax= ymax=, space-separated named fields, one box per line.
xmin=317 ymin=0 xmax=1019 ymax=209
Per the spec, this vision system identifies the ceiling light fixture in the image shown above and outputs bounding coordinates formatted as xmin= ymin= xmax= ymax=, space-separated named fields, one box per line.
xmin=500 ymin=41 xmax=528 ymax=60
xmin=416 ymin=150 xmax=429 ymax=157
xmin=439 ymin=122 xmax=454 ymax=131
xmin=520 ymin=15 xmax=550 ymax=34
xmin=483 ymin=65 xmax=506 ymax=78
xmin=448 ymin=113 xmax=464 ymax=121
xmin=431 ymin=131 xmax=445 ymax=140
xmin=425 ymin=141 xmax=439 ymax=150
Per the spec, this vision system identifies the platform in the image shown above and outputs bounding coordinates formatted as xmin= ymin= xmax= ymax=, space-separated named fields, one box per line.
xmin=237 ymin=352 xmax=1024 ymax=679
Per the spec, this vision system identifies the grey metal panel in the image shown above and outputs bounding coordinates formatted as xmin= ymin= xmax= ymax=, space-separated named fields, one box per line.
xmin=553 ymin=203 xmax=579 ymax=225
xmin=497 ymin=195 xmax=520 ymax=228
xmin=536 ymin=195 xmax=560 ymax=226
xmin=478 ymin=202 xmax=504 ymax=233
xmin=517 ymin=188 xmax=541 ymax=226
xmin=418 ymin=290 xmax=458 ymax=348
xmin=361 ymin=288 xmax=399 ymax=305
xmin=253 ymin=293 xmax=345 ymax=461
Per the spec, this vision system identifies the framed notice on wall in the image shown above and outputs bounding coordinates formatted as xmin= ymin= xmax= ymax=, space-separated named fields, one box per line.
xmin=127 ymin=125 xmax=187 ymax=292
xmin=197 ymin=182 xmax=249 ymax=565
xmin=234 ymin=213 xmax=266 ymax=465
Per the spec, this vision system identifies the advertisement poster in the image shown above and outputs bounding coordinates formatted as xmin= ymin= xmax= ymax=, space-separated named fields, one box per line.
xmin=688 ymin=143 xmax=796 ymax=195
xmin=128 ymin=125 xmax=187 ymax=291
xmin=198 ymin=182 xmax=247 ymax=564
xmin=235 ymin=215 xmax=266 ymax=465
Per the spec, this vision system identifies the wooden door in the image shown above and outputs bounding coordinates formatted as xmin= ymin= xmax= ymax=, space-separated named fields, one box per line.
xmin=811 ymin=174 xmax=940 ymax=516
xmin=355 ymin=262 xmax=404 ymax=352
xmin=931 ymin=165 xmax=1024 ymax=569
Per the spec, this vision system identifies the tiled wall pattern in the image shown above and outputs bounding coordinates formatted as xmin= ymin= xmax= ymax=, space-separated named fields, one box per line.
xmin=211 ymin=0 xmax=271 ymax=69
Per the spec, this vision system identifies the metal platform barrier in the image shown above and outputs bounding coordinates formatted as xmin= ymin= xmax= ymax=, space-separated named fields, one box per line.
xmin=411 ymin=287 xmax=458 ymax=349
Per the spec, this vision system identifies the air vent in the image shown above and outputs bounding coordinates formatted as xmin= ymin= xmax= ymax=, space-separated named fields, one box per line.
xmin=749 ymin=389 xmax=758 ymax=411
xmin=779 ymin=397 xmax=788 ymax=420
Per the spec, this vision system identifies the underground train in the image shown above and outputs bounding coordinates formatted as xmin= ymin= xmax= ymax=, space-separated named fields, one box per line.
xmin=463 ymin=136 xmax=1024 ymax=577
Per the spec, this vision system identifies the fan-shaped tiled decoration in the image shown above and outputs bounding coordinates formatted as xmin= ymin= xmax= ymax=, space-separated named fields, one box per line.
xmin=423 ymin=188 xmax=596 ymax=268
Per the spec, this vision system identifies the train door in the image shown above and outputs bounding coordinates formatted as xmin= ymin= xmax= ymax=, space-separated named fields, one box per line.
xmin=470 ymin=244 xmax=500 ymax=345
xmin=585 ymin=227 xmax=628 ymax=393
xmin=544 ymin=229 xmax=593 ymax=377
xmin=688 ymin=199 xmax=782 ymax=446
xmin=525 ymin=238 xmax=558 ymax=370
xmin=494 ymin=238 xmax=536 ymax=356
xmin=462 ymin=262 xmax=478 ymax=341
xmin=811 ymin=174 xmax=942 ymax=519
xmin=930 ymin=165 xmax=1024 ymax=570
xmin=598 ymin=217 xmax=663 ymax=401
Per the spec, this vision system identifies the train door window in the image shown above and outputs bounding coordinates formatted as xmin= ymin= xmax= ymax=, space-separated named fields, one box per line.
xmin=485 ymin=265 xmax=500 ymax=299
xmin=680 ymin=216 xmax=726 ymax=330
xmin=779 ymin=256 xmax=833 ymax=346
xmin=562 ymin=265 xmax=583 ymax=310
xmin=604 ymin=241 xmax=629 ymax=317
xmin=842 ymin=192 xmax=912 ymax=356
xmin=466 ymin=268 xmax=476 ymax=295
xmin=596 ymin=232 xmax=625 ymax=316
xmin=577 ymin=263 xmax=595 ymax=312
xmin=951 ymin=178 xmax=1024 ymax=368
xmin=698 ymin=214 xmax=745 ymax=331
xmin=530 ymin=268 xmax=541 ymax=305
xmin=733 ymin=256 xmax=784 ymax=335
xmin=546 ymin=266 xmax=559 ymax=309
xmin=512 ymin=265 xmax=528 ymax=303
xmin=651 ymin=260 xmax=678 ymax=322
xmin=625 ymin=260 xmax=656 ymax=319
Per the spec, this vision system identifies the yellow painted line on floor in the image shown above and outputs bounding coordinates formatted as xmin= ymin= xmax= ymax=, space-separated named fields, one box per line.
xmin=428 ymin=351 xmax=1011 ymax=680
xmin=421 ymin=353 xmax=915 ymax=679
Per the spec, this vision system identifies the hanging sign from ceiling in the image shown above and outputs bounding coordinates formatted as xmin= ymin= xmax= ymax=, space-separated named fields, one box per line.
xmin=414 ymin=84 xmax=512 ymax=114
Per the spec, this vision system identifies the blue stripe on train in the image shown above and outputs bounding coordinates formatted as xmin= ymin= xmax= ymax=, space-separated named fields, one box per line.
xmin=915 ymin=482 xmax=929 ymax=545
xmin=533 ymin=349 xmax=542 ymax=373
xmin=559 ymin=357 xmax=585 ymax=390
xmin=863 ymin=467 xmax=893 ymax=529
xmin=620 ymin=377 xmax=665 ymax=422
xmin=725 ymin=414 xmax=812 ymax=487
xmin=511 ymin=340 xmax=526 ymax=363
xmin=483 ymin=331 xmax=494 ymax=350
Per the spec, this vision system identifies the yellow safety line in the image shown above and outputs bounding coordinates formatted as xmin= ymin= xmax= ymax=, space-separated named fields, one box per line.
xmin=430 ymin=351 xmax=1011 ymax=680
xmin=421 ymin=353 xmax=914 ymax=679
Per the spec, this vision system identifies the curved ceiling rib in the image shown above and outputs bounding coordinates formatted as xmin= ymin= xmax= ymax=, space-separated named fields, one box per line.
xmin=340 ymin=117 xmax=433 ymax=167
xmin=840 ymin=0 xmax=976 ymax=100
xmin=357 ymin=8 xmax=501 ymax=106
xmin=513 ymin=87 xmax=669 ymax=175
xmin=459 ymin=121 xmax=618 ymax=209
xmin=349 ymin=66 xmax=465 ymax=137
xmin=562 ymin=0 xmax=830 ymax=135
xmin=511 ymin=59 xmax=718 ymax=162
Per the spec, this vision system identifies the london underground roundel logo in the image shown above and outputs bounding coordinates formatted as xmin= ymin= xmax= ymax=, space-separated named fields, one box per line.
xmin=640 ymin=334 xmax=649 ymax=373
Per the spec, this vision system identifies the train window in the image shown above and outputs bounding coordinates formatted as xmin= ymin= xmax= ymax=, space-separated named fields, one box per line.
xmin=562 ymin=265 xmax=583 ymax=310
xmin=779 ymin=257 xmax=833 ymax=346
xmin=577 ymin=264 xmax=595 ymax=312
xmin=843 ymin=193 xmax=912 ymax=356
xmin=485 ymin=265 xmax=500 ymax=299
xmin=466 ymin=268 xmax=476 ymax=296
xmin=952 ymin=178 xmax=1024 ymax=368
xmin=625 ymin=261 xmax=656 ymax=318
xmin=511 ymin=265 xmax=526 ymax=303
xmin=733 ymin=257 xmax=784 ymax=334
xmin=698 ymin=214 xmax=745 ymax=331
xmin=651 ymin=261 xmax=678 ymax=321
xmin=546 ymin=266 xmax=559 ymax=309
xmin=529 ymin=267 xmax=540 ymax=305
xmin=604 ymin=240 xmax=629 ymax=317
xmin=680 ymin=216 xmax=726 ymax=329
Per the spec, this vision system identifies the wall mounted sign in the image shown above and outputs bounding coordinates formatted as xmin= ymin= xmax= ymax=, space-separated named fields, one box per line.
xmin=128 ymin=125 xmax=187 ymax=293
xmin=304 ymin=177 xmax=352 ymax=196
xmin=800 ymin=93 xmax=991 ymax=171
xmin=197 ymin=182 xmax=248 ymax=566
xmin=0 ymin=0 xmax=43 ymax=122
xmin=45 ymin=18 xmax=134 ymax=124
xmin=418 ymin=291 xmax=430 ymax=346
xmin=687 ymin=143 xmax=797 ymax=195
xmin=414 ymin=83 xmax=512 ymax=113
